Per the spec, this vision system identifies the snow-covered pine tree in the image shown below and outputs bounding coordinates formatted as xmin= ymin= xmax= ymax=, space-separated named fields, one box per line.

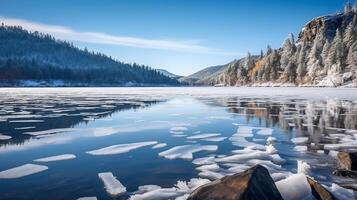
xmin=326 ymin=29 xmax=346 ymax=73
xmin=243 ymin=52 xmax=254 ymax=70
xmin=344 ymin=2 xmax=352 ymax=14
xmin=297 ymin=40 xmax=308 ymax=82
xmin=269 ymin=49 xmax=280 ymax=81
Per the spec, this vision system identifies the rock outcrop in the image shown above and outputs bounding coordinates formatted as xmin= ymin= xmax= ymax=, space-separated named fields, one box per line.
xmin=337 ymin=151 xmax=357 ymax=170
xmin=187 ymin=165 xmax=284 ymax=200
xmin=183 ymin=4 xmax=357 ymax=87
xmin=307 ymin=177 xmax=336 ymax=200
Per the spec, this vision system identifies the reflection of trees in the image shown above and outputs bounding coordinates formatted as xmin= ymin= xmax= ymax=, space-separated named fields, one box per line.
xmin=204 ymin=97 xmax=357 ymax=142
xmin=0 ymin=97 xmax=159 ymax=146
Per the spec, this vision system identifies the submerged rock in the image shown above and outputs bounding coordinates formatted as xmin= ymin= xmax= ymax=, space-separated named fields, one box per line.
xmin=307 ymin=177 xmax=336 ymax=200
xmin=187 ymin=165 xmax=283 ymax=200
xmin=332 ymin=169 xmax=357 ymax=179
xmin=337 ymin=152 xmax=357 ymax=171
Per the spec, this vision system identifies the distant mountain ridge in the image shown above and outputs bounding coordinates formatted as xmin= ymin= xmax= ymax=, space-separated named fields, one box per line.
xmin=156 ymin=69 xmax=182 ymax=79
xmin=184 ymin=4 xmax=357 ymax=87
xmin=0 ymin=25 xmax=180 ymax=86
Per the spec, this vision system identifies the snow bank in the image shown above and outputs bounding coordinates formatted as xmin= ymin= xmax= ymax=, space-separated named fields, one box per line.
xmin=34 ymin=154 xmax=76 ymax=162
xmin=87 ymin=141 xmax=158 ymax=155
xmin=0 ymin=164 xmax=48 ymax=179
xmin=98 ymin=172 xmax=126 ymax=196
xmin=159 ymin=145 xmax=218 ymax=160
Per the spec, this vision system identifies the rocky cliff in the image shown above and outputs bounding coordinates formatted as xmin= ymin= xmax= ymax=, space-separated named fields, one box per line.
xmin=185 ymin=4 xmax=357 ymax=87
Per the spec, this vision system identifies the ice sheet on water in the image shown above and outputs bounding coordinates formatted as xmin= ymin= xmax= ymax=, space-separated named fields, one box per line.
xmin=9 ymin=120 xmax=44 ymax=123
xmin=198 ymin=170 xmax=225 ymax=180
xmin=256 ymin=128 xmax=273 ymax=136
xmin=186 ymin=133 xmax=221 ymax=140
xmin=14 ymin=126 xmax=36 ymax=130
xmin=0 ymin=134 xmax=11 ymax=140
xmin=201 ymin=137 xmax=227 ymax=142
xmin=297 ymin=160 xmax=311 ymax=175
xmin=0 ymin=164 xmax=48 ymax=179
xmin=98 ymin=172 xmax=126 ymax=196
xmin=196 ymin=163 xmax=220 ymax=172
xmin=328 ymin=183 xmax=355 ymax=200
xmin=77 ymin=197 xmax=97 ymax=200
xmin=159 ymin=145 xmax=218 ymax=160
xmin=170 ymin=127 xmax=188 ymax=132
xmin=275 ymin=174 xmax=312 ymax=200
xmin=23 ymin=128 xmax=77 ymax=136
xmin=291 ymin=137 xmax=309 ymax=144
xmin=294 ymin=145 xmax=308 ymax=152
xmin=87 ymin=141 xmax=158 ymax=155
xmin=34 ymin=154 xmax=76 ymax=162
xmin=129 ymin=178 xmax=210 ymax=200
xmin=192 ymin=156 xmax=216 ymax=165
xmin=152 ymin=143 xmax=167 ymax=149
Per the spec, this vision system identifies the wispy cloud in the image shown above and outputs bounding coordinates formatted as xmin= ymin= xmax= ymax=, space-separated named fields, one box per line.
xmin=0 ymin=16 xmax=238 ymax=55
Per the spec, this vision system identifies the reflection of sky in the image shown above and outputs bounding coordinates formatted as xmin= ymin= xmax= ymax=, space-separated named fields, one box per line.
xmin=0 ymin=90 xmax=356 ymax=200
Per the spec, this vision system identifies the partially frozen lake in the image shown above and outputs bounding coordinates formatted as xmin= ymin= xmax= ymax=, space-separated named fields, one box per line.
xmin=0 ymin=87 xmax=356 ymax=200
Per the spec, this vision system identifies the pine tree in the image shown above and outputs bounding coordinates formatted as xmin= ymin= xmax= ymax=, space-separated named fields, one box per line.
xmin=297 ymin=41 xmax=307 ymax=82
xmin=243 ymin=52 xmax=254 ymax=70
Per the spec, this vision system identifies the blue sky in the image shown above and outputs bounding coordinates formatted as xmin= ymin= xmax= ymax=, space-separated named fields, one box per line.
xmin=0 ymin=0 xmax=349 ymax=75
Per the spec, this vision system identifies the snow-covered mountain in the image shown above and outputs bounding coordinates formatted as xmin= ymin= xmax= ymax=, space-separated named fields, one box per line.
xmin=184 ymin=4 xmax=357 ymax=87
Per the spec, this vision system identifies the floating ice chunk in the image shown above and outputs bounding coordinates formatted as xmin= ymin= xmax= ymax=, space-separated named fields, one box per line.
xmin=288 ymin=123 xmax=295 ymax=127
xmin=0 ymin=134 xmax=11 ymax=140
xmin=14 ymin=126 xmax=36 ymax=130
xmin=291 ymin=137 xmax=308 ymax=144
xmin=138 ymin=185 xmax=162 ymax=192
xmin=173 ymin=134 xmax=187 ymax=137
xmin=247 ymin=159 xmax=282 ymax=172
xmin=0 ymin=164 xmax=48 ymax=179
xmin=227 ymin=164 xmax=250 ymax=173
xmin=196 ymin=163 xmax=220 ymax=172
xmin=87 ymin=141 xmax=158 ymax=155
xmin=192 ymin=156 xmax=216 ymax=165
xmin=77 ymin=197 xmax=97 ymax=200
xmin=171 ymin=131 xmax=185 ymax=135
xmin=98 ymin=172 xmax=126 ymax=196
xmin=328 ymin=183 xmax=355 ymax=200
xmin=187 ymin=133 xmax=221 ymax=140
xmin=152 ymin=143 xmax=167 ymax=149
xmin=9 ymin=120 xmax=44 ymax=123
xmin=266 ymin=144 xmax=277 ymax=154
xmin=256 ymin=128 xmax=273 ymax=136
xmin=275 ymin=174 xmax=312 ymax=200
xmin=130 ymin=188 xmax=184 ymax=200
xmin=92 ymin=127 xmax=117 ymax=137
xmin=34 ymin=154 xmax=76 ymax=162
xmin=198 ymin=170 xmax=225 ymax=180
xmin=23 ymin=128 xmax=77 ymax=136
xmin=159 ymin=145 xmax=218 ymax=160
xmin=235 ymin=126 xmax=253 ymax=137
xmin=201 ymin=137 xmax=227 ymax=142
xmin=293 ymin=145 xmax=308 ymax=152
xmin=267 ymin=136 xmax=277 ymax=144
xmin=271 ymin=172 xmax=292 ymax=182
xmin=328 ymin=150 xmax=338 ymax=158
xmin=297 ymin=160 xmax=311 ymax=175
xmin=170 ymin=127 xmax=188 ymax=132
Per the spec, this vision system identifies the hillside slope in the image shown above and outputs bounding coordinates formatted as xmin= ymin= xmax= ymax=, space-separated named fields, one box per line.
xmin=0 ymin=25 xmax=180 ymax=86
xmin=185 ymin=5 xmax=357 ymax=87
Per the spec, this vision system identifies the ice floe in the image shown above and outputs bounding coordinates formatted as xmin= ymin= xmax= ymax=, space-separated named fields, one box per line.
xmin=291 ymin=137 xmax=309 ymax=144
xmin=0 ymin=134 xmax=12 ymax=140
xmin=293 ymin=145 xmax=308 ymax=152
xmin=170 ymin=127 xmax=188 ymax=132
xmin=0 ymin=164 xmax=48 ymax=179
xmin=201 ymin=137 xmax=227 ymax=142
xmin=152 ymin=143 xmax=167 ymax=149
xmin=192 ymin=156 xmax=216 ymax=165
xmin=186 ymin=133 xmax=221 ymax=140
xmin=34 ymin=154 xmax=76 ymax=162
xmin=98 ymin=172 xmax=126 ymax=196
xmin=87 ymin=141 xmax=158 ymax=155
xmin=129 ymin=178 xmax=210 ymax=200
xmin=297 ymin=160 xmax=311 ymax=175
xmin=77 ymin=197 xmax=97 ymax=200
xmin=159 ymin=145 xmax=218 ymax=160
xmin=275 ymin=174 xmax=312 ymax=200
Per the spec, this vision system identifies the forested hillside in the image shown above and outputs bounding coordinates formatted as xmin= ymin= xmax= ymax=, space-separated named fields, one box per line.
xmin=186 ymin=4 xmax=357 ymax=87
xmin=0 ymin=24 xmax=180 ymax=86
